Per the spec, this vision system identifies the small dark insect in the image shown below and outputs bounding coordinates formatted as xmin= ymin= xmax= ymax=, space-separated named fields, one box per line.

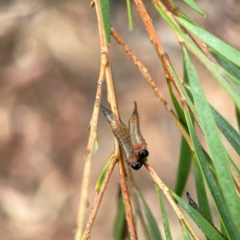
xmin=100 ymin=104 xmax=142 ymax=170
xmin=128 ymin=102 xmax=149 ymax=159
xmin=186 ymin=192 xmax=203 ymax=214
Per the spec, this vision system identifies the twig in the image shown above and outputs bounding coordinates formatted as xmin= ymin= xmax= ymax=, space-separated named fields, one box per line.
xmin=144 ymin=161 xmax=200 ymax=240
xmin=81 ymin=156 xmax=118 ymax=240
xmin=75 ymin=52 xmax=108 ymax=240
xmin=127 ymin=168 xmax=151 ymax=240
xmin=118 ymin=152 xmax=138 ymax=240
xmin=85 ymin=1 xmax=138 ymax=239
xmin=133 ymin=0 xmax=186 ymax=104
xmin=184 ymin=29 xmax=217 ymax=63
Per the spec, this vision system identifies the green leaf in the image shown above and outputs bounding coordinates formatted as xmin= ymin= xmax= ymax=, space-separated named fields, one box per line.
xmin=164 ymin=54 xmax=202 ymax=130
xmin=126 ymin=0 xmax=133 ymax=31
xmin=183 ymin=47 xmax=240 ymax=237
xmin=181 ymin=223 xmax=191 ymax=240
xmin=168 ymin=81 xmax=192 ymax=197
xmin=168 ymin=81 xmax=186 ymax=125
xmin=211 ymin=106 xmax=240 ymax=155
xmin=184 ymin=108 xmax=239 ymax=240
xmin=172 ymin=192 xmax=225 ymax=240
xmin=193 ymin=160 xmax=213 ymax=223
xmin=155 ymin=186 xmax=172 ymax=240
xmin=95 ymin=154 xmax=114 ymax=192
xmin=137 ymin=190 xmax=163 ymax=240
xmin=100 ymin=0 xmax=111 ymax=44
xmin=113 ymin=193 xmax=128 ymax=240
xmin=220 ymin=221 xmax=227 ymax=239
xmin=177 ymin=17 xmax=240 ymax=68
xmin=155 ymin=5 xmax=240 ymax=108
xmin=174 ymin=136 xmax=192 ymax=196
xmin=210 ymin=49 xmax=240 ymax=85
xmin=182 ymin=0 xmax=205 ymax=16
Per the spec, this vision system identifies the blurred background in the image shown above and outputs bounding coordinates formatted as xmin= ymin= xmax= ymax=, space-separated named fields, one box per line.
xmin=0 ymin=0 xmax=239 ymax=239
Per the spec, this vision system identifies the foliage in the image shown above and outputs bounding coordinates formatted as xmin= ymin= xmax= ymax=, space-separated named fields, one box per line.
xmin=77 ymin=0 xmax=240 ymax=239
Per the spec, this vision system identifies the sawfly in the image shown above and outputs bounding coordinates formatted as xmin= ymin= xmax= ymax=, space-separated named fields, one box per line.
xmin=100 ymin=103 xmax=148 ymax=170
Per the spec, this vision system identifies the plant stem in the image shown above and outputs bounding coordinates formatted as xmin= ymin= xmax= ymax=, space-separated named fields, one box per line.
xmin=81 ymin=157 xmax=118 ymax=240
xmin=75 ymin=52 xmax=107 ymax=240
xmin=144 ymin=161 xmax=200 ymax=240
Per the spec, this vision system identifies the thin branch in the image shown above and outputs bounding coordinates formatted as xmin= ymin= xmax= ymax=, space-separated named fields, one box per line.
xmin=184 ymin=29 xmax=217 ymax=63
xmin=144 ymin=161 xmax=200 ymax=240
xmin=133 ymin=0 xmax=186 ymax=104
xmin=84 ymin=1 xmax=138 ymax=239
xmin=81 ymin=156 xmax=118 ymax=240
xmin=128 ymin=169 xmax=151 ymax=240
xmin=75 ymin=52 xmax=108 ymax=240
xmin=118 ymin=152 xmax=138 ymax=240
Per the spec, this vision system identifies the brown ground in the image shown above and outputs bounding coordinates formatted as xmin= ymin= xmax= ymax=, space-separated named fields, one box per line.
xmin=0 ymin=0 xmax=239 ymax=239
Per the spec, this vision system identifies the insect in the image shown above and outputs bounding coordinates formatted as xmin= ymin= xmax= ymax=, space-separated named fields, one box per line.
xmin=128 ymin=101 xmax=149 ymax=159
xmin=186 ymin=192 xmax=203 ymax=214
xmin=100 ymin=104 xmax=147 ymax=170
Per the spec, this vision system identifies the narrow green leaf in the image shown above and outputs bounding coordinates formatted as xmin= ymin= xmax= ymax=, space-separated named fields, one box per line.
xmin=168 ymin=82 xmax=192 ymax=197
xmin=181 ymin=223 xmax=191 ymax=240
xmin=126 ymin=0 xmax=133 ymax=31
xmin=183 ymin=47 xmax=240 ymax=236
xmin=177 ymin=17 xmax=240 ymax=68
xmin=155 ymin=6 xmax=240 ymax=107
xmin=182 ymin=74 xmax=240 ymax=156
xmin=100 ymin=0 xmax=111 ymax=44
xmin=168 ymin=81 xmax=186 ymax=125
xmin=113 ymin=193 xmax=127 ymax=240
xmin=220 ymin=221 xmax=227 ymax=239
xmin=207 ymin=62 xmax=240 ymax=109
xmin=184 ymin=108 xmax=238 ymax=240
xmin=174 ymin=136 xmax=192 ymax=196
xmin=155 ymin=186 xmax=173 ymax=240
xmin=211 ymin=106 xmax=240 ymax=155
xmin=166 ymin=62 xmax=203 ymax=130
xmin=95 ymin=154 xmax=114 ymax=192
xmin=193 ymin=160 xmax=213 ymax=223
xmin=182 ymin=0 xmax=205 ymax=16
xmin=172 ymin=192 xmax=225 ymax=240
xmin=137 ymin=190 xmax=163 ymax=240
xmin=210 ymin=49 xmax=240 ymax=85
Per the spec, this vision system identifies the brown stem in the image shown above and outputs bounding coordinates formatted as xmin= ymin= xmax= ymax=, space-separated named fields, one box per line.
xmin=118 ymin=152 xmax=138 ymax=240
xmin=81 ymin=156 xmax=118 ymax=240
xmin=144 ymin=161 xmax=200 ymax=240
xmin=75 ymin=52 xmax=108 ymax=240
xmin=133 ymin=0 xmax=186 ymax=103
xmin=184 ymin=29 xmax=217 ymax=63
xmin=78 ymin=0 xmax=138 ymax=239
xmin=128 ymin=169 xmax=151 ymax=240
